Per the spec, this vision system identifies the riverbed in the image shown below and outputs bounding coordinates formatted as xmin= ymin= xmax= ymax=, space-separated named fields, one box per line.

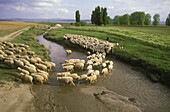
xmin=34 ymin=33 xmax=170 ymax=112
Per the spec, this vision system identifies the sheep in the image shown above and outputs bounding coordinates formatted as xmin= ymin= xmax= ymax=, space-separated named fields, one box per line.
xmin=63 ymin=65 xmax=74 ymax=72
xmin=4 ymin=59 xmax=14 ymax=67
xmin=26 ymin=63 xmax=36 ymax=69
xmin=35 ymin=63 xmax=47 ymax=71
xmin=62 ymin=62 xmax=75 ymax=67
xmin=29 ymin=57 xmax=38 ymax=64
xmin=87 ymin=69 xmax=94 ymax=76
xmin=102 ymin=68 xmax=108 ymax=75
xmin=15 ymin=59 xmax=24 ymax=67
xmin=77 ymin=74 xmax=88 ymax=81
xmin=67 ymin=73 xmax=78 ymax=79
xmin=20 ymin=73 xmax=33 ymax=84
xmin=57 ymin=72 xmax=71 ymax=77
xmin=109 ymin=61 xmax=114 ymax=65
xmin=86 ymin=75 xmax=97 ymax=83
xmin=0 ymin=55 xmax=4 ymax=61
xmin=102 ymin=63 xmax=107 ymax=68
xmin=65 ymin=50 xmax=72 ymax=54
xmin=5 ymin=50 xmax=13 ymax=55
xmin=18 ymin=67 xmax=29 ymax=75
xmin=24 ymin=65 xmax=37 ymax=73
xmin=27 ymin=51 xmax=35 ymax=56
xmin=41 ymin=61 xmax=52 ymax=71
xmin=35 ymin=57 xmax=42 ymax=63
xmin=37 ymin=69 xmax=49 ymax=76
xmin=31 ymin=73 xmax=44 ymax=84
xmin=93 ymin=70 xmax=100 ymax=77
xmin=75 ymin=62 xmax=84 ymax=70
xmin=65 ymin=59 xmax=80 ymax=63
xmin=80 ymin=59 xmax=85 ymax=64
xmin=87 ymin=51 xmax=91 ymax=55
xmin=49 ymin=62 xmax=56 ymax=68
xmin=87 ymin=65 xmax=93 ymax=70
xmin=37 ymin=72 xmax=48 ymax=81
xmin=20 ymin=58 xmax=30 ymax=65
xmin=57 ymin=76 xmax=75 ymax=86
xmin=108 ymin=64 xmax=113 ymax=71
xmin=87 ymin=60 xmax=93 ymax=65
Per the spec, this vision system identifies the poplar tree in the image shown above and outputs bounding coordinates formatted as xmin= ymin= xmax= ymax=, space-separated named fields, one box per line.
xmin=153 ymin=14 xmax=160 ymax=26
xmin=75 ymin=10 xmax=80 ymax=22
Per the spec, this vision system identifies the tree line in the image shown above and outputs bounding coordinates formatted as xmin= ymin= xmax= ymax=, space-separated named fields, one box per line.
xmin=75 ymin=7 xmax=170 ymax=26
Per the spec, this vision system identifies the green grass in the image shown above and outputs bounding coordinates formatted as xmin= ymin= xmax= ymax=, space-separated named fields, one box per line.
xmin=0 ymin=26 xmax=50 ymax=84
xmin=43 ymin=26 xmax=170 ymax=86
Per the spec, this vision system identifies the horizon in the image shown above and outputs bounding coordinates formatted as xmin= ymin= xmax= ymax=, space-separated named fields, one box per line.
xmin=0 ymin=0 xmax=170 ymax=21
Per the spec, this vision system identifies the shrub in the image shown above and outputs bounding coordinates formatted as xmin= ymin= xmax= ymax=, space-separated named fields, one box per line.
xmin=75 ymin=22 xmax=81 ymax=26
xmin=80 ymin=21 xmax=87 ymax=26
xmin=75 ymin=21 xmax=87 ymax=26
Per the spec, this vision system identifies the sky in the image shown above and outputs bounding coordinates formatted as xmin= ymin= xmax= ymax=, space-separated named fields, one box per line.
xmin=0 ymin=0 xmax=170 ymax=21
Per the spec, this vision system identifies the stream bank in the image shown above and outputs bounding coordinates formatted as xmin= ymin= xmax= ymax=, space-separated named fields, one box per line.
xmin=24 ymin=32 xmax=170 ymax=112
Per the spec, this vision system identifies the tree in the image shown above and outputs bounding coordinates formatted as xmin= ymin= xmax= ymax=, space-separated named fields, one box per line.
xmin=122 ymin=14 xmax=130 ymax=25
xmin=113 ymin=15 xmax=120 ymax=25
xmin=165 ymin=13 xmax=170 ymax=26
xmin=102 ymin=8 xmax=108 ymax=26
xmin=153 ymin=14 xmax=160 ymax=26
xmin=94 ymin=6 xmax=102 ymax=26
xmin=130 ymin=11 xmax=145 ymax=25
xmin=75 ymin=10 xmax=80 ymax=22
xmin=106 ymin=16 xmax=112 ymax=24
xmin=144 ymin=13 xmax=151 ymax=25
xmin=91 ymin=11 xmax=95 ymax=24
xmin=119 ymin=16 xmax=123 ymax=25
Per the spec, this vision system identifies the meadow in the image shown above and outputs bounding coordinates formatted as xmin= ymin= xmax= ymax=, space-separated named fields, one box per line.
xmin=44 ymin=25 xmax=170 ymax=86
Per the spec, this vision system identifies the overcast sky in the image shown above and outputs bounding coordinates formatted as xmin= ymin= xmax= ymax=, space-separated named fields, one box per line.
xmin=0 ymin=0 xmax=170 ymax=21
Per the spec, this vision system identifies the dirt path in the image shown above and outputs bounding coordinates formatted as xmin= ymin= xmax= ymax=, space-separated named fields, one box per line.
xmin=0 ymin=27 xmax=30 ymax=41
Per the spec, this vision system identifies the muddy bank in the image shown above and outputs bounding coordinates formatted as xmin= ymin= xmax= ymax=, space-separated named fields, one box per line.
xmin=0 ymin=82 xmax=33 ymax=112
xmin=81 ymin=86 xmax=141 ymax=112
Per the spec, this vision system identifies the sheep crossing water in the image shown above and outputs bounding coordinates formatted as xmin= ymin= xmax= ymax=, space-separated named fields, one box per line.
xmin=57 ymin=51 xmax=114 ymax=86
xmin=0 ymin=41 xmax=56 ymax=84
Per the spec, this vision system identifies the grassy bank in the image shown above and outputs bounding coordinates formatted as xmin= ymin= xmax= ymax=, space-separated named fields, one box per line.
xmin=0 ymin=26 xmax=50 ymax=85
xmin=43 ymin=26 xmax=170 ymax=86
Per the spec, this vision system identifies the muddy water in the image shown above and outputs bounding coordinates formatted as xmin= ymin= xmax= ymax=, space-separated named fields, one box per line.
xmin=37 ymin=34 xmax=170 ymax=112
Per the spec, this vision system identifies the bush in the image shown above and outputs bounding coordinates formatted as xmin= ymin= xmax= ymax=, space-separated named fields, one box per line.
xmin=80 ymin=21 xmax=87 ymax=26
xmin=75 ymin=21 xmax=87 ymax=26
xmin=75 ymin=22 xmax=81 ymax=26
xmin=70 ymin=23 xmax=74 ymax=25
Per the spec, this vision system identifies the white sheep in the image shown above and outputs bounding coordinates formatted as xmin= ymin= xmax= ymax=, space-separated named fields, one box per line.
xmin=20 ymin=73 xmax=33 ymax=84
xmin=24 ymin=65 xmax=37 ymax=73
xmin=18 ymin=67 xmax=29 ymax=75
xmin=35 ymin=63 xmax=47 ymax=71
xmin=87 ymin=65 xmax=93 ymax=70
xmin=77 ymin=74 xmax=88 ymax=81
xmin=75 ymin=62 xmax=84 ymax=70
xmin=102 ymin=68 xmax=108 ymax=75
xmin=37 ymin=72 xmax=48 ymax=81
xmin=108 ymin=64 xmax=113 ymax=71
xmin=65 ymin=50 xmax=72 ymax=54
xmin=63 ymin=65 xmax=74 ymax=72
xmin=57 ymin=76 xmax=75 ymax=86
xmin=31 ymin=73 xmax=44 ymax=84
xmin=86 ymin=75 xmax=97 ymax=83
xmin=57 ymin=72 xmax=71 ymax=77
xmin=93 ymin=70 xmax=100 ymax=77
xmin=87 ymin=69 xmax=94 ymax=76
xmin=102 ymin=63 xmax=107 ymax=68
xmin=15 ymin=59 xmax=24 ymax=67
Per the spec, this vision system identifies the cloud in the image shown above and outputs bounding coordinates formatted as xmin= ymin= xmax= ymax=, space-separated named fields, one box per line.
xmin=108 ymin=5 xmax=114 ymax=9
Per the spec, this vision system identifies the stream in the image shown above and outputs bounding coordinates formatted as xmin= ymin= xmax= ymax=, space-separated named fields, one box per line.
xmin=36 ymin=33 xmax=170 ymax=112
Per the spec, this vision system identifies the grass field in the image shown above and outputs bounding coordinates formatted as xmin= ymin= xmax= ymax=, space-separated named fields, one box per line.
xmin=0 ymin=21 xmax=48 ymax=37
xmin=0 ymin=26 xmax=50 ymax=85
xmin=44 ymin=25 xmax=170 ymax=86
